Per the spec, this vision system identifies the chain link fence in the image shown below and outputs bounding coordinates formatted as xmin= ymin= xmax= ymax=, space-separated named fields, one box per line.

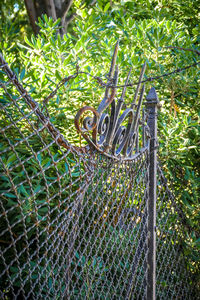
xmin=156 ymin=165 xmax=198 ymax=299
xmin=0 ymin=52 xmax=198 ymax=299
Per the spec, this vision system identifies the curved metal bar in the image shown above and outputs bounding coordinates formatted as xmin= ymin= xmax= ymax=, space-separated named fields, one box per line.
xmin=74 ymin=42 xmax=150 ymax=160
xmin=98 ymin=113 xmax=110 ymax=145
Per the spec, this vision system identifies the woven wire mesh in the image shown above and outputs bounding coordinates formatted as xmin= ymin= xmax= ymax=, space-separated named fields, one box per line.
xmin=0 ymin=59 xmax=149 ymax=299
xmin=156 ymin=165 xmax=198 ymax=300
xmin=0 ymin=55 xmax=198 ymax=300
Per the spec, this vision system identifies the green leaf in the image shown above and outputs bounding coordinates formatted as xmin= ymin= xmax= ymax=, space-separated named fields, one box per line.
xmin=65 ymin=162 xmax=69 ymax=173
xmin=146 ymin=32 xmax=156 ymax=48
xmin=75 ymin=252 xmax=79 ymax=259
xmin=7 ymin=198 xmax=17 ymax=206
xmin=81 ymin=255 xmax=86 ymax=265
xmin=93 ymin=258 xmax=97 ymax=268
xmin=20 ymin=185 xmax=30 ymax=197
xmin=56 ymin=95 xmax=60 ymax=104
xmin=4 ymin=193 xmax=16 ymax=198
xmin=20 ymin=68 xmax=25 ymax=81
xmin=104 ymin=3 xmax=110 ymax=12
xmin=10 ymin=267 xmax=19 ymax=273
xmin=37 ymin=153 xmax=42 ymax=164
xmin=72 ymin=172 xmax=80 ymax=177
xmin=24 ymin=36 xmax=33 ymax=48
xmin=48 ymin=277 xmax=53 ymax=289
xmin=55 ymin=70 xmax=62 ymax=81
xmin=38 ymin=207 xmax=48 ymax=214
xmin=6 ymin=154 xmax=17 ymax=166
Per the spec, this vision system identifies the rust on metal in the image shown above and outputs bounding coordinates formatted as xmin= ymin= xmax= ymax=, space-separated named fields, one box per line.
xmin=74 ymin=42 xmax=150 ymax=160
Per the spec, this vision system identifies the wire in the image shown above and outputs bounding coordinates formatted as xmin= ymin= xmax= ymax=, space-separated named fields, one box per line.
xmin=42 ymin=60 xmax=200 ymax=104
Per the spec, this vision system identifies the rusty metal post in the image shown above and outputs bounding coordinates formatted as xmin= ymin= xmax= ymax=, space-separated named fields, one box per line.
xmin=145 ymin=87 xmax=159 ymax=300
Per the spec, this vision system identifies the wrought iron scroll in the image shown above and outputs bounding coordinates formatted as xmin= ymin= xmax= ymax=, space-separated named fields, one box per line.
xmin=75 ymin=42 xmax=150 ymax=160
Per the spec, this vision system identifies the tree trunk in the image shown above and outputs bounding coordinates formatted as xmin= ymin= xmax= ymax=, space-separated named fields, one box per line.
xmin=24 ymin=0 xmax=75 ymax=35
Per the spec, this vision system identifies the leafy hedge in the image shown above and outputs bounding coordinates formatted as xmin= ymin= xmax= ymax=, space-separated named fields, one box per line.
xmin=0 ymin=1 xmax=199 ymax=293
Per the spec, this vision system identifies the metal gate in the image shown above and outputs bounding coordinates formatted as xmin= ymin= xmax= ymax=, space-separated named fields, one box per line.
xmin=0 ymin=44 xmax=197 ymax=299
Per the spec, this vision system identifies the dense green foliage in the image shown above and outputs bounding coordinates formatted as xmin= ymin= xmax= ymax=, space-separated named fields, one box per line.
xmin=0 ymin=0 xmax=199 ymax=293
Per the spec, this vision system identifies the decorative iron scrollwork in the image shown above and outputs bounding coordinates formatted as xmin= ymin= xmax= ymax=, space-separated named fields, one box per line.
xmin=75 ymin=42 xmax=150 ymax=160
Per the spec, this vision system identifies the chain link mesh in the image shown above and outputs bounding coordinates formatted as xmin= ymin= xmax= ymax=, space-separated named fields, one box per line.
xmin=0 ymin=57 xmax=198 ymax=299
xmin=0 ymin=59 xmax=149 ymax=299
xmin=156 ymin=165 xmax=198 ymax=300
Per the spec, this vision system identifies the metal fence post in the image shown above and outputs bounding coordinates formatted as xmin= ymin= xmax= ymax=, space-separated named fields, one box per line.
xmin=145 ymin=87 xmax=159 ymax=300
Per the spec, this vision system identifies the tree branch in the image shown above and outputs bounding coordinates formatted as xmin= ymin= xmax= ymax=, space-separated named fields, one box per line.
xmin=24 ymin=0 xmax=39 ymax=34
xmin=59 ymin=0 xmax=73 ymax=19
xmin=90 ymin=0 xmax=97 ymax=5
xmin=44 ymin=0 xmax=57 ymax=21
xmin=64 ymin=13 xmax=77 ymax=29
xmin=165 ymin=46 xmax=200 ymax=56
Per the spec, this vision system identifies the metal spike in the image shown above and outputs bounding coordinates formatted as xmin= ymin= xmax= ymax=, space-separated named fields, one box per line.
xmin=146 ymin=87 xmax=158 ymax=101
xmin=107 ymin=64 xmax=119 ymax=104
xmin=120 ymin=67 xmax=132 ymax=101
xmin=108 ymin=41 xmax=119 ymax=78
xmin=131 ymin=62 xmax=146 ymax=108
xmin=113 ymin=64 xmax=119 ymax=85
xmin=104 ymin=41 xmax=119 ymax=99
